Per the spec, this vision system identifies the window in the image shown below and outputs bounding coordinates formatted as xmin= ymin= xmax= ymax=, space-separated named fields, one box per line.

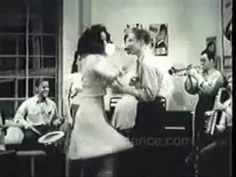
xmin=0 ymin=0 xmax=61 ymax=119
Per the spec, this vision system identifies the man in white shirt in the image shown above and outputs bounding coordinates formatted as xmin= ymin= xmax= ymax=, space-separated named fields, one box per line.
xmin=14 ymin=78 xmax=62 ymax=149
xmin=111 ymin=27 xmax=166 ymax=176
xmin=111 ymin=28 xmax=164 ymax=135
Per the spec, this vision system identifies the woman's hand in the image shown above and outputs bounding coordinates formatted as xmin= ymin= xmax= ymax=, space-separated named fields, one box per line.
xmin=111 ymin=79 xmax=124 ymax=94
xmin=129 ymin=76 xmax=140 ymax=87
xmin=52 ymin=118 xmax=64 ymax=127
xmin=117 ymin=66 xmax=127 ymax=77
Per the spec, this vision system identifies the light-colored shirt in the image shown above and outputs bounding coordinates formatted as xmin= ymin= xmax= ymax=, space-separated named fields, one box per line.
xmin=197 ymin=69 xmax=224 ymax=96
xmin=14 ymin=95 xmax=59 ymax=126
xmin=67 ymin=73 xmax=82 ymax=105
xmin=135 ymin=49 xmax=163 ymax=102
xmin=218 ymin=97 xmax=232 ymax=130
xmin=63 ymin=73 xmax=82 ymax=125
xmin=110 ymin=48 xmax=164 ymax=130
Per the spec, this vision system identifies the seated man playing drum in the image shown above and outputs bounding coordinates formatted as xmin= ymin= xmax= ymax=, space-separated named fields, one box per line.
xmin=13 ymin=78 xmax=63 ymax=150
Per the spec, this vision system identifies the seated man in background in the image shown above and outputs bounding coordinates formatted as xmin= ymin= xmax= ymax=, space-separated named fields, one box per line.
xmin=13 ymin=78 xmax=65 ymax=177
xmin=14 ymin=78 xmax=63 ymax=150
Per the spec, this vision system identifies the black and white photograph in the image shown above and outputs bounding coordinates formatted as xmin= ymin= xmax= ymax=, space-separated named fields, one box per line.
xmin=0 ymin=0 xmax=233 ymax=177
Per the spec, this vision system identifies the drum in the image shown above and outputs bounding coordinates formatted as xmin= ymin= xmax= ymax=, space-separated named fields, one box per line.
xmin=38 ymin=131 xmax=65 ymax=153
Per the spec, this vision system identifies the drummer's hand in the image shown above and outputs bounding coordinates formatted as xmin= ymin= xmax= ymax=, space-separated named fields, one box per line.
xmin=52 ymin=118 xmax=64 ymax=127
xmin=67 ymin=116 xmax=74 ymax=126
xmin=45 ymin=141 xmax=55 ymax=146
xmin=21 ymin=120 xmax=34 ymax=130
xmin=45 ymin=141 xmax=59 ymax=147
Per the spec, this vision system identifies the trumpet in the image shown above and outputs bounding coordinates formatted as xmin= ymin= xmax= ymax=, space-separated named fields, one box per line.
xmin=168 ymin=65 xmax=202 ymax=76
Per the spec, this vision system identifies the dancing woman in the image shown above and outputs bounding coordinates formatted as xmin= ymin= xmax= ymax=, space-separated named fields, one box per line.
xmin=68 ymin=24 xmax=133 ymax=177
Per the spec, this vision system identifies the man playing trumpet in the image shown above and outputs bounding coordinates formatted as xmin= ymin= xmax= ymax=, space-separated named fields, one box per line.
xmin=184 ymin=49 xmax=225 ymax=175
xmin=185 ymin=49 xmax=225 ymax=145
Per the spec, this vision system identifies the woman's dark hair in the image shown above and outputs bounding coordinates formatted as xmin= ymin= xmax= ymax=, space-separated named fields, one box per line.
xmin=124 ymin=34 xmax=128 ymax=42
xmin=71 ymin=24 xmax=112 ymax=73
xmin=201 ymin=49 xmax=215 ymax=61
xmin=71 ymin=51 xmax=79 ymax=73
xmin=76 ymin=24 xmax=112 ymax=56
xmin=131 ymin=27 xmax=151 ymax=45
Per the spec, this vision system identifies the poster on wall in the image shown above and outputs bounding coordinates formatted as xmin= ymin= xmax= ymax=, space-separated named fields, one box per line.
xmin=222 ymin=0 xmax=232 ymax=56
xmin=124 ymin=23 xmax=168 ymax=56
xmin=222 ymin=0 xmax=232 ymax=76
xmin=206 ymin=36 xmax=221 ymax=70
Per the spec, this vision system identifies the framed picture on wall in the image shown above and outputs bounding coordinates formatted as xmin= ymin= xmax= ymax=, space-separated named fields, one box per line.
xmin=206 ymin=36 xmax=217 ymax=49
xmin=222 ymin=0 xmax=232 ymax=57
xmin=223 ymin=55 xmax=232 ymax=78
xmin=221 ymin=0 xmax=232 ymax=77
xmin=223 ymin=55 xmax=232 ymax=69
xmin=149 ymin=24 xmax=168 ymax=56
xmin=206 ymin=36 xmax=222 ymax=70
xmin=123 ymin=23 xmax=168 ymax=56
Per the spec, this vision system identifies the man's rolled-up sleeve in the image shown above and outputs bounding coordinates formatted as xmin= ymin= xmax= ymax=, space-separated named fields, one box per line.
xmin=14 ymin=101 xmax=28 ymax=124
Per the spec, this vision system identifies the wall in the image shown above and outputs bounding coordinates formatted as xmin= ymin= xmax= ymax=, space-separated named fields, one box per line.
xmin=185 ymin=0 xmax=223 ymax=67
xmin=62 ymin=0 xmax=80 ymax=116
xmin=90 ymin=0 xmax=222 ymax=111
xmin=63 ymin=0 xmax=80 ymax=77
xmin=62 ymin=0 xmax=222 ymax=111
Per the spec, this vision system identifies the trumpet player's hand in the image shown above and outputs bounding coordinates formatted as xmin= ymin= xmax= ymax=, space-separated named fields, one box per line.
xmin=214 ymin=102 xmax=225 ymax=111
xmin=186 ymin=68 xmax=200 ymax=79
